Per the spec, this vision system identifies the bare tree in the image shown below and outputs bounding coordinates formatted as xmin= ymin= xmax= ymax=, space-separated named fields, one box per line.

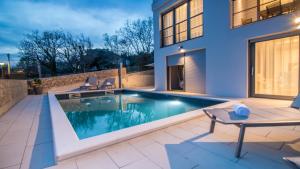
xmin=19 ymin=30 xmax=65 ymax=76
xmin=61 ymin=33 xmax=92 ymax=73
xmin=119 ymin=17 xmax=153 ymax=54
xmin=103 ymin=17 xmax=153 ymax=55
xmin=19 ymin=30 xmax=92 ymax=76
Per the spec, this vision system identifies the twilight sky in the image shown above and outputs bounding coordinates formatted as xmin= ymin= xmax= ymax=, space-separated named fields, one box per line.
xmin=0 ymin=0 xmax=153 ymax=56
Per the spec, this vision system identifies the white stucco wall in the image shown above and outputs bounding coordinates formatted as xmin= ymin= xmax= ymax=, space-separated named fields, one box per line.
xmin=153 ymin=0 xmax=300 ymax=98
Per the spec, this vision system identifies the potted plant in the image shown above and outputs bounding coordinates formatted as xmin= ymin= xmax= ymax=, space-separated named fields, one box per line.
xmin=32 ymin=78 xmax=43 ymax=95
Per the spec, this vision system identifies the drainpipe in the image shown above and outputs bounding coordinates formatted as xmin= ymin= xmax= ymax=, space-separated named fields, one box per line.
xmin=118 ymin=62 xmax=123 ymax=88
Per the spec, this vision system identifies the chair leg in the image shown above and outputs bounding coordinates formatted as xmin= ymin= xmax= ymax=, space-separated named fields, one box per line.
xmin=235 ymin=125 xmax=246 ymax=158
xmin=209 ymin=115 xmax=216 ymax=133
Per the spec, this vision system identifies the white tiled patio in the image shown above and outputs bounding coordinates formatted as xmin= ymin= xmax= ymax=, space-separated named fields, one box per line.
xmin=0 ymin=95 xmax=299 ymax=169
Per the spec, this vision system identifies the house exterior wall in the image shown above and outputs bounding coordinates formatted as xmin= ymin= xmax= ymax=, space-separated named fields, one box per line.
xmin=153 ymin=0 xmax=300 ymax=98
xmin=185 ymin=49 xmax=206 ymax=93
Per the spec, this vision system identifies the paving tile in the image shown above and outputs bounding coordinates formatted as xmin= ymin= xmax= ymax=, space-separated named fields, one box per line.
xmin=27 ymin=127 xmax=53 ymax=146
xmin=247 ymin=127 xmax=273 ymax=137
xmin=184 ymin=125 xmax=210 ymax=136
xmin=0 ymin=143 xmax=25 ymax=168
xmin=105 ymin=142 xmax=144 ymax=167
xmin=267 ymin=128 xmax=300 ymax=142
xmin=2 ymin=164 xmax=21 ymax=169
xmin=237 ymin=152 xmax=290 ymax=169
xmin=190 ymin=130 xmax=235 ymax=144
xmin=31 ymin=116 xmax=52 ymax=131
xmin=20 ymin=143 xmax=55 ymax=169
xmin=7 ymin=121 xmax=32 ymax=133
xmin=0 ymin=129 xmax=30 ymax=146
xmin=147 ymin=131 xmax=183 ymax=145
xmin=185 ymin=146 xmax=246 ymax=169
xmin=121 ymin=158 xmax=161 ymax=169
xmin=45 ymin=159 xmax=78 ymax=169
xmin=128 ymin=134 xmax=155 ymax=149
xmin=76 ymin=150 xmax=118 ymax=169
xmin=139 ymin=142 xmax=198 ymax=169
xmin=164 ymin=125 xmax=197 ymax=140
xmin=243 ymin=132 xmax=284 ymax=150
xmin=240 ymin=142 xmax=294 ymax=165
xmin=191 ymin=137 xmax=243 ymax=162
xmin=0 ymin=122 xmax=10 ymax=139
xmin=282 ymin=141 xmax=300 ymax=155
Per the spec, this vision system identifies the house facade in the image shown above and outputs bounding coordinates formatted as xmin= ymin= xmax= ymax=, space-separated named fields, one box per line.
xmin=152 ymin=0 xmax=300 ymax=99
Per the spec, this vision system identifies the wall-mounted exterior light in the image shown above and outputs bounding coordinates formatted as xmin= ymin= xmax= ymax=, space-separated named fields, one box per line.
xmin=295 ymin=17 xmax=300 ymax=24
xmin=178 ymin=46 xmax=185 ymax=53
xmin=295 ymin=17 xmax=300 ymax=29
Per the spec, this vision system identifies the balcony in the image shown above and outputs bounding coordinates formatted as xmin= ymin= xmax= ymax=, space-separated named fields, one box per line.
xmin=232 ymin=0 xmax=300 ymax=28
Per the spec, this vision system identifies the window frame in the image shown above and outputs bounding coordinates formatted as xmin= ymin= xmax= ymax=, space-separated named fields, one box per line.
xmin=160 ymin=0 xmax=204 ymax=48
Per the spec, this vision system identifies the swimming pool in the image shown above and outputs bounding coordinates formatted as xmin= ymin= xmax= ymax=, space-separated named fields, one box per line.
xmin=49 ymin=89 xmax=233 ymax=161
xmin=58 ymin=90 xmax=222 ymax=139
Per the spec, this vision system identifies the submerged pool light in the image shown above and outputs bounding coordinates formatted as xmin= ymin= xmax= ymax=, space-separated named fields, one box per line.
xmin=169 ymin=100 xmax=183 ymax=105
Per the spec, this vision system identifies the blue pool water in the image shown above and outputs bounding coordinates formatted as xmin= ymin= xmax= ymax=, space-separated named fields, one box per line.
xmin=58 ymin=91 xmax=223 ymax=139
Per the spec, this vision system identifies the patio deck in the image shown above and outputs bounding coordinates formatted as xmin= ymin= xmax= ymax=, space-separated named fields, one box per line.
xmin=0 ymin=95 xmax=299 ymax=169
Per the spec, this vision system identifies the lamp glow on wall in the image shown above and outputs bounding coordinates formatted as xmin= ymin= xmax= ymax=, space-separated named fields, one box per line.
xmin=295 ymin=17 xmax=300 ymax=29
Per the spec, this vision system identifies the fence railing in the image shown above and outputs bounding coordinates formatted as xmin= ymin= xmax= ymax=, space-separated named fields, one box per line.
xmin=232 ymin=0 xmax=298 ymax=28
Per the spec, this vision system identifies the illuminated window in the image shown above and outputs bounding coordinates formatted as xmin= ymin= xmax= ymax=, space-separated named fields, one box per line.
xmin=190 ymin=0 xmax=203 ymax=38
xmin=161 ymin=0 xmax=203 ymax=47
xmin=175 ymin=3 xmax=188 ymax=43
xmin=254 ymin=36 xmax=299 ymax=97
xmin=162 ymin=11 xmax=174 ymax=46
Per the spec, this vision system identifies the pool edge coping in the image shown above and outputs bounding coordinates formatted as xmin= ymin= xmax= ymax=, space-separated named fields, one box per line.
xmin=48 ymin=89 xmax=240 ymax=162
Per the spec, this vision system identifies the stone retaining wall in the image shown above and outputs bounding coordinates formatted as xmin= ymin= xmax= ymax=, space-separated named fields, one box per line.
xmin=39 ymin=68 xmax=126 ymax=93
xmin=33 ymin=68 xmax=153 ymax=93
xmin=0 ymin=80 xmax=28 ymax=116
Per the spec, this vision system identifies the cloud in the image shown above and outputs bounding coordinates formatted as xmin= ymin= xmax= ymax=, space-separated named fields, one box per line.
xmin=0 ymin=46 xmax=19 ymax=54
xmin=0 ymin=0 xmax=151 ymax=53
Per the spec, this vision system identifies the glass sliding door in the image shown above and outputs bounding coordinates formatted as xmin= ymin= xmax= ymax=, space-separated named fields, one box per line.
xmin=253 ymin=35 xmax=299 ymax=98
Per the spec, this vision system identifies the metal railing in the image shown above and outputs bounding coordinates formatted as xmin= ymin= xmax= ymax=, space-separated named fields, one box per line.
xmin=232 ymin=0 xmax=299 ymax=28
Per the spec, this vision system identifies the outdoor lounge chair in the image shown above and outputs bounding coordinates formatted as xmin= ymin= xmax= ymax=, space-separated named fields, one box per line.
xmin=80 ymin=77 xmax=98 ymax=90
xmin=284 ymin=156 xmax=300 ymax=168
xmin=99 ymin=77 xmax=116 ymax=90
xmin=203 ymin=96 xmax=300 ymax=158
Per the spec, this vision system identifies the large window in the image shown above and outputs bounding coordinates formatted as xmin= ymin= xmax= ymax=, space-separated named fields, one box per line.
xmin=176 ymin=4 xmax=188 ymax=43
xmin=190 ymin=0 xmax=203 ymax=38
xmin=161 ymin=0 xmax=203 ymax=47
xmin=253 ymin=36 xmax=299 ymax=97
xmin=232 ymin=0 xmax=299 ymax=28
xmin=162 ymin=11 xmax=174 ymax=46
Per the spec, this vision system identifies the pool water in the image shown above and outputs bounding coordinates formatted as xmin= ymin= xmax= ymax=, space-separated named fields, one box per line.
xmin=58 ymin=91 xmax=222 ymax=139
